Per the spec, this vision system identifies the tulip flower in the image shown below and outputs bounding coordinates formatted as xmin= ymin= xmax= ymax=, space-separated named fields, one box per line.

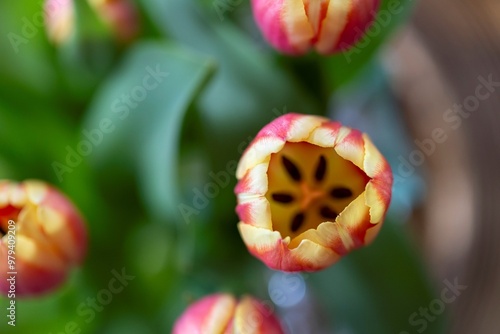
xmin=235 ymin=113 xmax=392 ymax=272
xmin=0 ymin=180 xmax=87 ymax=296
xmin=87 ymin=0 xmax=140 ymax=42
xmin=173 ymin=293 xmax=285 ymax=334
xmin=251 ymin=0 xmax=379 ymax=55
xmin=44 ymin=0 xmax=75 ymax=44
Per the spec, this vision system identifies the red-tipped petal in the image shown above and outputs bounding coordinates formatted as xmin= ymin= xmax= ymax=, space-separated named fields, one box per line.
xmin=173 ymin=294 xmax=237 ymax=334
xmin=252 ymin=0 xmax=300 ymax=54
xmin=174 ymin=294 xmax=285 ymax=334
xmin=233 ymin=296 xmax=284 ymax=333
xmin=333 ymin=0 xmax=380 ymax=52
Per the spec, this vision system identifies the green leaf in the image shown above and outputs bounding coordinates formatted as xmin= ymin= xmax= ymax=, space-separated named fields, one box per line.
xmin=83 ymin=41 xmax=214 ymax=222
xmin=140 ymin=0 xmax=319 ymax=168
xmin=0 ymin=101 xmax=79 ymax=181
xmin=0 ymin=1 xmax=59 ymax=101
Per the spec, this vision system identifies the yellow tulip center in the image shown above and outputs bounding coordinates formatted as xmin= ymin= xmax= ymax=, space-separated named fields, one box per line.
xmin=266 ymin=141 xmax=369 ymax=239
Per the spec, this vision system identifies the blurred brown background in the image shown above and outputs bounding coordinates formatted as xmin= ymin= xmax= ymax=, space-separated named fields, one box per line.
xmin=387 ymin=0 xmax=500 ymax=333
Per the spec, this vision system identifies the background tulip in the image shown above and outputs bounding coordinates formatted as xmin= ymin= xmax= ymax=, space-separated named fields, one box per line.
xmin=173 ymin=293 xmax=285 ymax=334
xmin=235 ymin=113 xmax=392 ymax=272
xmin=87 ymin=0 xmax=140 ymax=42
xmin=44 ymin=0 xmax=75 ymax=44
xmin=0 ymin=180 xmax=87 ymax=297
xmin=251 ymin=0 xmax=380 ymax=55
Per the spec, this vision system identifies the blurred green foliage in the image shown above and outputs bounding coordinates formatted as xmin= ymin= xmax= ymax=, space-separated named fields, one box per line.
xmin=0 ymin=0 xmax=446 ymax=333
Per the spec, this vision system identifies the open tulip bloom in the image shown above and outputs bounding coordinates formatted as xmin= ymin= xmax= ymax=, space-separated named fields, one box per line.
xmin=235 ymin=113 xmax=392 ymax=272
xmin=173 ymin=293 xmax=285 ymax=334
xmin=0 ymin=180 xmax=87 ymax=296
xmin=252 ymin=0 xmax=379 ymax=55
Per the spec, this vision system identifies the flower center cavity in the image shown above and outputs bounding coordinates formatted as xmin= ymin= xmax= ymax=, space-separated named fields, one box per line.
xmin=266 ymin=142 xmax=369 ymax=239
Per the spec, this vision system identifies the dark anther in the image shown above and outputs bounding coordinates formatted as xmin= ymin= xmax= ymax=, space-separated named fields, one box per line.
xmin=330 ymin=187 xmax=353 ymax=199
xmin=314 ymin=155 xmax=327 ymax=182
xmin=282 ymin=156 xmax=302 ymax=182
xmin=320 ymin=206 xmax=338 ymax=220
xmin=290 ymin=212 xmax=305 ymax=232
xmin=272 ymin=193 xmax=295 ymax=203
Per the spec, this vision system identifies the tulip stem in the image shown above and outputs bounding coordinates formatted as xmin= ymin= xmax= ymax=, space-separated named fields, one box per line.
xmin=280 ymin=54 xmax=332 ymax=115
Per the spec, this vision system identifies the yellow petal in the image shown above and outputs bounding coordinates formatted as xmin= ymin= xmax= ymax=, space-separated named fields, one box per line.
xmin=238 ymin=222 xmax=283 ymax=250
xmin=236 ymin=136 xmax=285 ymax=179
xmin=16 ymin=235 xmax=66 ymax=271
xmin=282 ymin=0 xmax=315 ymax=53
xmin=236 ymin=197 xmax=273 ymax=229
xmin=335 ymin=126 xmax=366 ymax=171
xmin=236 ymin=162 xmax=269 ymax=197
xmin=364 ymin=180 xmax=391 ymax=223
xmin=233 ymin=296 xmax=283 ymax=334
xmin=24 ymin=180 xmax=49 ymax=205
xmin=315 ymin=0 xmax=352 ymax=54
xmin=10 ymin=183 xmax=27 ymax=207
xmin=364 ymin=215 xmax=383 ymax=245
xmin=290 ymin=238 xmax=340 ymax=269
xmin=363 ymin=133 xmax=391 ymax=179
xmin=37 ymin=206 xmax=79 ymax=263
xmin=287 ymin=114 xmax=327 ymax=142
xmin=203 ymin=294 xmax=237 ymax=333
xmin=335 ymin=192 xmax=372 ymax=248
xmin=306 ymin=121 xmax=341 ymax=147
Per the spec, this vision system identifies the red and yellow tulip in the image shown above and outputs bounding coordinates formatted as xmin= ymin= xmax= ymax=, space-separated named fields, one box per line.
xmin=251 ymin=0 xmax=379 ymax=55
xmin=235 ymin=113 xmax=392 ymax=272
xmin=173 ymin=293 xmax=284 ymax=334
xmin=0 ymin=180 xmax=87 ymax=296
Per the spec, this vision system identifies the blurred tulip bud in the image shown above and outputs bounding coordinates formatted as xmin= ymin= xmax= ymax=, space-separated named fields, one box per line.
xmin=44 ymin=0 xmax=75 ymax=44
xmin=88 ymin=0 xmax=140 ymax=42
xmin=0 ymin=180 xmax=87 ymax=296
xmin=252 ymin=0 xmax=379 ymax=55
xmin=235 ymin=113 xmax=392 ymax=272
xmin=173 ymin=293 xmax=285 ymax=334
